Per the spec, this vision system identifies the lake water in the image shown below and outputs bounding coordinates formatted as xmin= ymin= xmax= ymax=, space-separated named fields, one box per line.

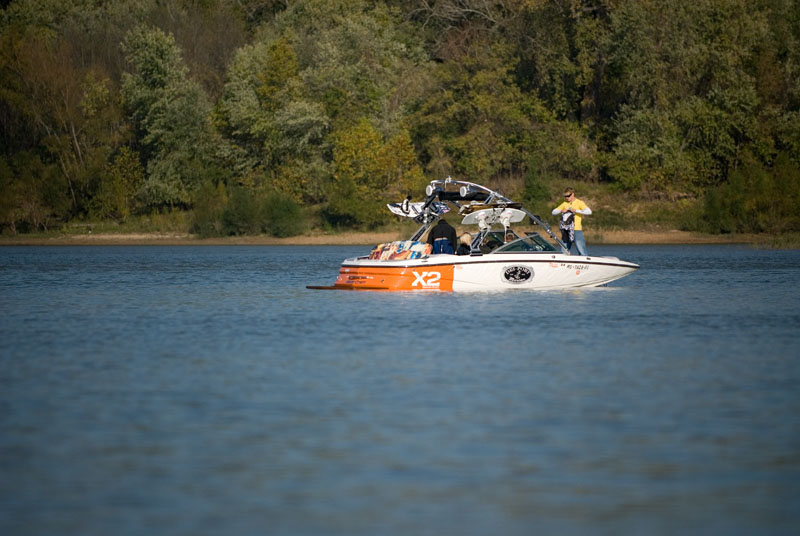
xmin=1 ymin=244 xmax=799 ymax=535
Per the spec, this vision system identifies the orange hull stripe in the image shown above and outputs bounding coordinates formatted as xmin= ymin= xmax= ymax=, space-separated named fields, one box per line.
xmin=335 ymin=265 xmax=455 ymax=291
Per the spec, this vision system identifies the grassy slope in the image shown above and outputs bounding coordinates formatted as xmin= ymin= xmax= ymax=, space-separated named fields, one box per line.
xmin=2 ymin=183 xmax=796 ymax=247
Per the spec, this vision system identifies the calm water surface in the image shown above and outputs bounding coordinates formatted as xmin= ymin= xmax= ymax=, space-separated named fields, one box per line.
xmin=1 ymin=244 xmax=799 ymax=535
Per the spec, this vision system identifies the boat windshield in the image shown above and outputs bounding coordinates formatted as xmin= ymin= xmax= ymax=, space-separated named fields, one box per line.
xmin=493 ymin=232 xmax=558 ymax=253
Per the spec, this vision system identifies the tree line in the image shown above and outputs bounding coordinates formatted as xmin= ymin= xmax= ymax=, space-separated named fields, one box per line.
xmin=1 ymin=0 xmax=798 ymax=236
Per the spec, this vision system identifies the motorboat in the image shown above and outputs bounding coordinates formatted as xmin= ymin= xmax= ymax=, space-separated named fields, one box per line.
xmin=308 ymin=178 xmax=638 ymax=291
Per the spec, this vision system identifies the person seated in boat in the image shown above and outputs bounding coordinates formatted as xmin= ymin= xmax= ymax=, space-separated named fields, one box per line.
xmin=456 ymin=233 xmax=472 ymax=255
xmin=504 ymin=230 xmax=517 ymax=243
xmin=480 ymin=233 xmax=502 ymax=253
xmin=427 ymin=218 xmax=458 ymax=254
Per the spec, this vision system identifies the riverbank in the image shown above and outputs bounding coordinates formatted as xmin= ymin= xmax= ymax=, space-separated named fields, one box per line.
xmin=0 ymin=229 xmax=774 ymax=247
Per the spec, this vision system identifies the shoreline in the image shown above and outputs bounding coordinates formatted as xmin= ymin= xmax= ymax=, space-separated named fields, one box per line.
xmin=0 ymin=229 xmax=769 ymax=246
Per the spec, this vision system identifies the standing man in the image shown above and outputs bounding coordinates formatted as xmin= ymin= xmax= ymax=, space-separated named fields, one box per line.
xmin=552 ymin=187 xmax=592 ymax=255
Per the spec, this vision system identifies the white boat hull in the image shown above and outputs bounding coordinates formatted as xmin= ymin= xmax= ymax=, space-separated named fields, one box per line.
xmin=331 ymin=253 xmax=638 ymax=291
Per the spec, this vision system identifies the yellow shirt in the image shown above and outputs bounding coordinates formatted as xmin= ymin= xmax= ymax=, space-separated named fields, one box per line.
xmin=553 ymin=198 xmax=590 ymax=231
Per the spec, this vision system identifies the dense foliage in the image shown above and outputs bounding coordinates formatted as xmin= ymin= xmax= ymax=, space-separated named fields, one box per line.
xmin=2 ymin=0 xmax=799 ymax=236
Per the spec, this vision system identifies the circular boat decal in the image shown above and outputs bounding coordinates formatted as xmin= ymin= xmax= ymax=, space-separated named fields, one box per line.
xmin=503 ymin=265 xmax=533 ymax=284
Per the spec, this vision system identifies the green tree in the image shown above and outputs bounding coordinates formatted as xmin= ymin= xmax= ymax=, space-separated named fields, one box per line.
xmin=411 ymin=40 xmax=580 ymax=184
xmin=90 ymin=147 xmax=144 ymax=221
xmin=326 ymin=118 xmax=424 ymax=227
xmin=191 ymin=179 xmax=228 ymax=237
xmin=222 ymin=184 xmax=264 ymax=235
xmin=276 ymin=0 xmax=426 ymax=126
xmin=121 ymin=25 xmax=217 ymax=209
xmin=263 ymin=191 xmax=304 ymax=237
xmin=0 ymin=151 xmax=69 ymax=232
xmin=701 ymin=150 xmax=800 ymax=234
xmin=218 ymin=0 xmax=426 ymax=206
xmin=0 ymin=23 xmax=130 ymax=221
xmin=603 ymin=0 xmax=771 ymax=192
xmin=217 ymin=37 xmax=328 ymax=179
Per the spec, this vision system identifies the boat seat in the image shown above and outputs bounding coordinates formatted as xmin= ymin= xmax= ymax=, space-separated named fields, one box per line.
xmin=369 ymin=241 xmax=432 ymax=261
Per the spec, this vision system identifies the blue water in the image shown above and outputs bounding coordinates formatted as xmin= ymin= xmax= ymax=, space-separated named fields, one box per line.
xmin=1 ymin=244 xmax=799 ymax=535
